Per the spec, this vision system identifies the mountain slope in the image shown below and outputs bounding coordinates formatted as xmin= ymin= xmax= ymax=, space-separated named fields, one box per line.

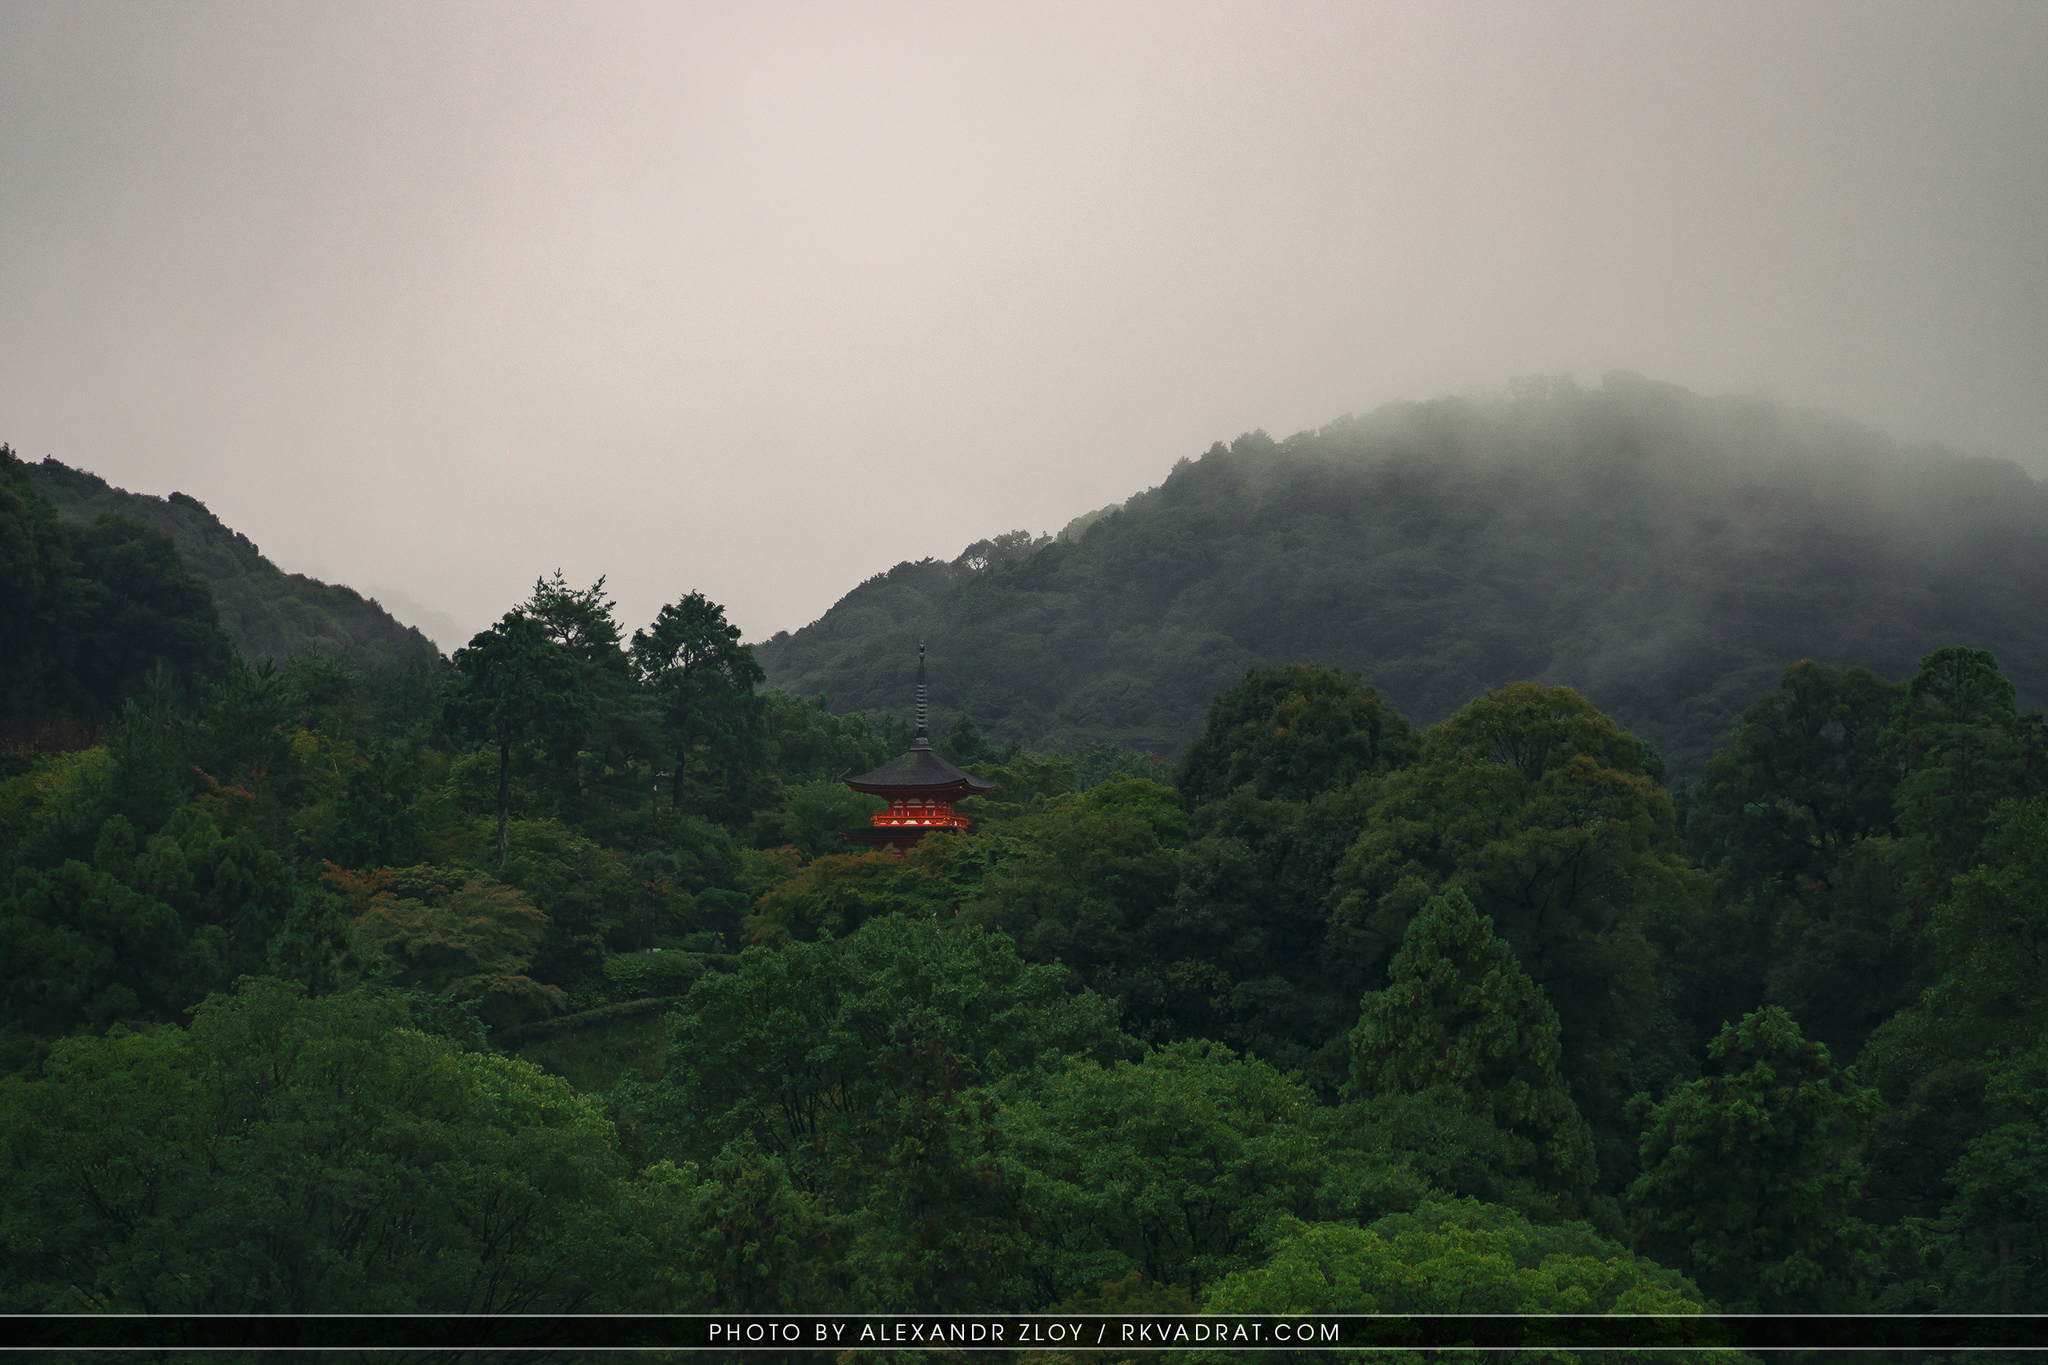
xmin=27 ymin=458 xmax=440 ymax=676
xmin=756 ymin=375 xmax=2048 ymax=780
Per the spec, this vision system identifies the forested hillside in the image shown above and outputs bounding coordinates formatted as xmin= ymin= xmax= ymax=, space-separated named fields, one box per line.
xmin=6 ymin=412 xmax=2048 ymax=1324
xmin=757 ymin=374 xmax=2048 ymax=779
xmin=26 ymin=456 xmax=439 ymax=678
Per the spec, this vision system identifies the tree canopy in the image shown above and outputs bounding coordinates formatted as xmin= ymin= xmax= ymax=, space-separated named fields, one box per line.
xmin=10 ymin=420 xmax=2048 ymax=1322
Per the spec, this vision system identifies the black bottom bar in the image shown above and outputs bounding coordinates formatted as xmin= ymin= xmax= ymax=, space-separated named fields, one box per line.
xmin=2 ymin=1314 xmax=2045 ymax=1352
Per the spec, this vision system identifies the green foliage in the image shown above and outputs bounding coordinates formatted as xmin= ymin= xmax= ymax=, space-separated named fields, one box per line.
xmin=844 ymin=1014 xmax=1030 ymax=1311
xmin=1675 ymin=659 xmax=1920 ymax=1063
xmin=100 ymin=696 xmax=189 ymax=836
xmin=63 ymin=514 xmax=235 ymax=716
xmin=760 ymin=690 xmax=898 ymax=783
xmin=738 ymin=820 xmax=1010 ymax=948
xmin=17 ymin=434 xmax=2048 ymax=1319
xmin=601 ymin=951 xmax=711 ymax=999
xmin=189 ymin=655 xmax=297 ymax=787
xmin=1050 ymin=1268 xmax=1196 ymax=1315
xmin=1882 ymin=647 xmax=2048 ymax=900
xmin=1856 ymin=791 xmax=2048 ymax=1238
xmin=0 ymin=806 xmax=294 ymax=1034
xmin=25 ymin=455 xmax=439 ymax=679
xmin=1687 ymin=660 xmax=1905 ymax=898
xmin=957 ymin=782 xmax=1187 ymax=1032
xmin=744 ymin=848 xmax=942 ymax=945
xmin=1 ymin=447 xmax=234 ymax=727
xmin=1347 ymin=891 xmax=1597 ymax=1208
xmin=634 ymin=814 xmax=744 ymax=897
xmin=998 ymin=1039 xmax=1422 ymax=1303
xmin=1156 ymin=777 xmax=1380 ymax=1093
xmin=746 ymin=779 xmax=884 ymax=859
xmin=1329 ymin=683 xmax=1701 ymax=1180
xmin=957 ymin=748 xmax=1080 ymax=822
xmin=520 ymin=573 xmax=644 ymax=817
xmin=642 ymin=913 xmax=1125 ymax=1188
xmin=330 ymin=863 xmax=566 ymax=1027
xmin=1845 ymin=651 xmax=2048 ymax=1229
xmin=0 ymin=748 xmax=111 ymax=876
xmin=1201 ymin=1199 xmax=1704 ymax=1320
xmin=497 ymin=819 xmax=643 ymax=983
xmin=1065 ymin=739 xmax=1175 ymax=789
xmin=1629 ymin=1006 xmax=1879 ymax=1311
xmin=1177 ymin=663 xmax=1419 ymax=805
xmin=0 ymin=447 xmax=85 ymax=723
xmin=937 ymin=711 xmax=1012 ymax=768
xmin=645 ymin=1141 xmax=845 ymax=1312
xmin=322 ymin=744 xmax=421 ymax=867
xmin=632 ymin=591 xmax=766 ymax=821
xmin=449 ymin=612 xmax=595 ymax=865
xmin=1923 ymin=1028 xmax=2048 ymax=1311
xmin=506 ymin=1001 xmax=672 ymax=1095
xmin=1861 ymin=798 xmax=2048 ymax=1093
xmin=0 ymin=978 xmax=644 ymax=1313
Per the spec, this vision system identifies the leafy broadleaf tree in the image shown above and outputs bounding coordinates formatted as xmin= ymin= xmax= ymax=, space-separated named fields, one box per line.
xmin=956 ymin=779 xmax=1187 ymax=1037
xmin=0 ymin=806 xmax=293 ymax=1034
xmin=1328 ymin=683 xmax=1702 ymax=1180
xmin=653 ymin=1139 xmax=846 ymax=1313
xmin=1861 ymin=797 xmax=2048 ymax=1098
xmin=1858 ymin=796 xmax=2048 ymax=1227
xmin=998 ymin=1039 xmax=1418 ymax=1305
xmin=1681 ymin=659 xmax=1913 ymax=1061
xmin=844 ymin=1013 xmax=1028 ymax=1312
xmin=1851 ymin=654 xmax=2048 ymax=1229
xmin=641 ymin=913 xmax=1124 ymax=1190
xmin=1199 ymin=1200 xmax=1705 ymax=1325
xmin=1882 ymin=647 xmax=2048 ymax=902
xmin=1687 ymin=660 xmax=1906 ymax=891
xmin=1160 ymin=775 xmax=1382 ymax=1095
xmin=0 ymin=978 xmax=643 ymax=1314
xmin=1937 ymin=1024 xmax=2048 ymax=1312
xmin=448 ymin=612 xmax=593 ymax=865
xmin=328 ymin=864 xmax=566 ymax=1028
xmin=1628 ymin=1005 xmax=1879 ymax=1311
xmin=1174 ymin=663 xmax=1418 ymax=806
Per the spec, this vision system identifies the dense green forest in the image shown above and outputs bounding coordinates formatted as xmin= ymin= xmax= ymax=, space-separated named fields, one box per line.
xmin=757 ymin=374 xmax=2048 ymax=781
xmin=4 ymin=429 xmax=2048 ymax=1335
xmin=25 ymin=453 xmax=439 ymax=679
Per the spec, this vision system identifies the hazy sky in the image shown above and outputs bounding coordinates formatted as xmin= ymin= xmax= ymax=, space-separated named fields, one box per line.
xmin=4 ymin=1 xmax=2044 ymax=649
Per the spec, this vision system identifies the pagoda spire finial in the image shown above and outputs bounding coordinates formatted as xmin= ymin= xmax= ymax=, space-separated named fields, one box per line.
xmin=913 ymin=643 xmax=930 ymax=749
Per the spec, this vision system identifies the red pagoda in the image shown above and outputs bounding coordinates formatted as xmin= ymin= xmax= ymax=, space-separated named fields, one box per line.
xmin=840 ymin=645 xmax=996 ymax=857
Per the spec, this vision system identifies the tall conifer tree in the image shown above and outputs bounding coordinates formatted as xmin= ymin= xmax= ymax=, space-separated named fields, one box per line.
xmin=1346 ymin=889 xmax=1597 ymax=1202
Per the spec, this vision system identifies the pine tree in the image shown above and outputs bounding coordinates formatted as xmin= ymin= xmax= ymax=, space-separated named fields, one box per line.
xmin=1346 ymin=889 xmax=1597 ymax=1201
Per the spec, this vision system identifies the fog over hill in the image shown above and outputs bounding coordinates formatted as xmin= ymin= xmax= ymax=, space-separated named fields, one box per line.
xmin=757 ymin=375 xmax=2048 ymax=780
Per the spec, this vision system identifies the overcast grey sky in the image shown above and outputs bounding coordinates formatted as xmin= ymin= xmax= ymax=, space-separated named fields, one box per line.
xmin=4 ymin=1 xmax=2044 ymax=648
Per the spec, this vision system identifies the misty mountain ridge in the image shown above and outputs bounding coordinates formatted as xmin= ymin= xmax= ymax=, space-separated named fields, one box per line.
xmin=26 ymin=457 xmax=440 ymax=677
xmin=756 ymin=373 xmax=2048 ymax=779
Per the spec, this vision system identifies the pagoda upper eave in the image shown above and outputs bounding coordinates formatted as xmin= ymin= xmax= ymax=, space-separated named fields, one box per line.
xmin=843 ymin=745 xmax=996 ymax=795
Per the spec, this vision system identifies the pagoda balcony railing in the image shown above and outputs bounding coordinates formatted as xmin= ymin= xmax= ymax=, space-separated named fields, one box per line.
xmin=872 ymin=806 xmax=969 ymax=829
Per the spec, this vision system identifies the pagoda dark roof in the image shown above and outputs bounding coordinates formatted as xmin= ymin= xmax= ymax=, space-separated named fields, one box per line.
xmin=845 ymin=743 xmax=998 ymax=795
